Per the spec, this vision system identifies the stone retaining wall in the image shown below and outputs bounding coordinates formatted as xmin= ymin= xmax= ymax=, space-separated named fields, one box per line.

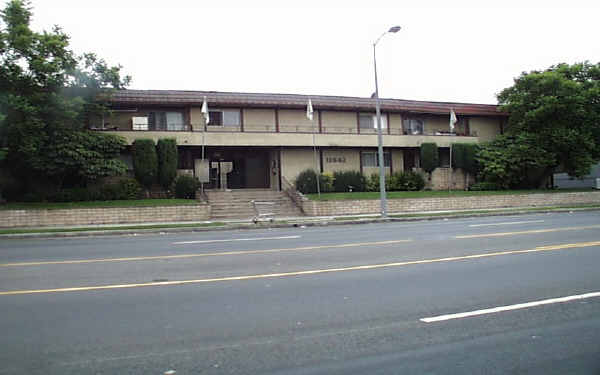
xmin=0 ymin=204 xmax=211 ymax=228
xmin=301 ymin=191 xmax=600 ymax=216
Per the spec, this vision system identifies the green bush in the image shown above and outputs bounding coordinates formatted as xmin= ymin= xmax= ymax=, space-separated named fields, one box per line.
xmin=295 ymin=169 xmax=319 ymax=194
xmin=132 ymin=139 xmax=158 ymax=189
xmin=332 ymin=171 xmax=366 ymax=192
xmin=174 ymin=175 xmax=199 ymax=199
xmin=49 ymin=188 xmax=91 ymax=202
xmin=469 ymin=181 xmax=503 ymax=191
xmin=157 ymin=138 xmax=178 ymax=190
xmin=420 ymin=143 xmax=439 ymax=175
xmin=386 ymin=171 xmax=426 ymax=191
xmin=319 ymin=172 xmax=334 ymax=193
xmin=366 ymin=173 xmax=380 ymax=192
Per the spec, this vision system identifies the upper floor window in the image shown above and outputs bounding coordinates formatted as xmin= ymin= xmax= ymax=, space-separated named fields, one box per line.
xmin=148 ymin=111 xmax=185 ymax=131
xmin=359 ymin=113 xmax=387 ymax=130
xmin=403 ymin=118 xmax=424 ymax=135
xmin=208 ymin=110 xmax=240 ymax=126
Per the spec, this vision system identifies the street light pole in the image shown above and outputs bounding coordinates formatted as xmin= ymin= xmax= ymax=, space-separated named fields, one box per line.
xmin=373 ymin=26 xmax=400 ymax=218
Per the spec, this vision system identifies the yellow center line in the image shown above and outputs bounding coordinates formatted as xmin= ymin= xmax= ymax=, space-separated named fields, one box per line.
xmin=0 ymin=239 xmax=412 ymax=267
xmin=1 ymin=240 xmax=598 ymax=296
xmin=455 ymin=224 xmax=600 ymax=239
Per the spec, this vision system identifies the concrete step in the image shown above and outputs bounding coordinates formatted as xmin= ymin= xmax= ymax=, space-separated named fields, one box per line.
xmin=207 ymin=189 xmax=303 ymax=219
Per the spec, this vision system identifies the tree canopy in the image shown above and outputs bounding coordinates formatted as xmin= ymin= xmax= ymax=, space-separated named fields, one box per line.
xmin=480 ymin=62 xmax=600 ymax=188
xmin=0 ymin=0 xmax=130 ymax=194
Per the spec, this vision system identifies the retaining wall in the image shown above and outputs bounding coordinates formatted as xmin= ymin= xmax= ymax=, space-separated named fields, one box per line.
xmin=301 ymin=191 xmax=600 ymax=216
xmin=0 ymin=204 xmax=211 ymax=228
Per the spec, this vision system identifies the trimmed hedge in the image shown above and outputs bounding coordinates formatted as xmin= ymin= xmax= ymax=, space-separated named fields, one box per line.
xmin=420 ymin=143 xmax=439 ymax=175
xmin=332 ymin=171 xmax=366 ymax=192
xmin=386 ymin=171 xmax=425 ymax=191
xmin=132 ymin=139 xmax=158 ymax=189
xmin=157 ymin=138 xmax=178 ymax=190
xmin=295 ymin=169 xmax=335 ymax=194
xmin=174 ymin=175 xmax=199 ymax=199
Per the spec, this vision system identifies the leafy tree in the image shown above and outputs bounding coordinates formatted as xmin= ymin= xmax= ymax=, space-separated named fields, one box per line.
xmin=492 ymin=62 xmax=600 ymax=185
xmin=452 ymin=143 xmax=479 ymax=188
xmin=0 ymin=0 xmax=130 ymax=193
xmin=476 ymin=134 xmax=555 ymax=189
xmin=420 ymin=143 xmax=438 ymax=179
xmin=157 ymin=138 xmax=178 ymax=189
xmin=132 ymin=139 xmax=158 ymax=189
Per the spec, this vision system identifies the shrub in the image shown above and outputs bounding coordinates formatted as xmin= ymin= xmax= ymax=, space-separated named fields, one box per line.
xmin=386 ymin=171 xmax=426 ymax=191
xmin=469 ymin=181 xmax=503 ymax=191
xmin=366 ymin=173 xmax=380 ymax=192
xmin=319 ymin=172 xmax=334 ymax=193
xmin=295 ymin=169 xmax=319 ymax=194
xmin=333 ymin=171 xmax=366 ymax=192
xmin=157 ymin=138 xmax=178 ymax=190
xmin=174 ymin=175 xmax=199 ymax=199
xmin=132 ymin=139 xmax=158 ymax=189
xmin=49 ymin=188 xmax=91 ymax=202
xmin=420 ymin=143 xmax=439 ymax=175
xmin=117 ymin=178 xmax=142 ymax=200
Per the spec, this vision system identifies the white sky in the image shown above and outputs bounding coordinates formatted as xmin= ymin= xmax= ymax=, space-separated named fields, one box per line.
xmin=11 ymin=0 xmax=600 ymax=104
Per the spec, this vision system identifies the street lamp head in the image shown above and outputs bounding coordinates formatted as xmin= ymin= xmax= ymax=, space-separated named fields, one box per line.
xmin=388 ymin=26 xmax=401 ymax=33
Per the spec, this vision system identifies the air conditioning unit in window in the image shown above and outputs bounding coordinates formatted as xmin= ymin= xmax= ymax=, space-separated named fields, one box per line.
xmin=132 ymin=117 xmax=148 ymax=130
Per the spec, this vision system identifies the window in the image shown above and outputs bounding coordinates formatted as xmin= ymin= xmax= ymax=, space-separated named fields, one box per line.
xmin=361 ymin=151 xmax=390 ymax=167
xmin=148 ymin=111 xmax=185 ymax=131
xmin=403 ymin=118 xmax=424 ymax=135
xmin=208 ymin=110 xmax=240 ymax=126
xmin=359 ymin=113 xmax=387 ymax=130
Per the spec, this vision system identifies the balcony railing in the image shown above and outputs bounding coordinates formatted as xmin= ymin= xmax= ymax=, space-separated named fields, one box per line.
xmin=91 ymin=122 xmax=477 ymax=137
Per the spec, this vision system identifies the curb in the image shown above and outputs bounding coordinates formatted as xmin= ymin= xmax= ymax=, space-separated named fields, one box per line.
xmin=1 ymin=206 xmax=599 ymax=240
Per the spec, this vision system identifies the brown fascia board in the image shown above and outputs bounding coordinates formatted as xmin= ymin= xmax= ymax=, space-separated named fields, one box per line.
xmin=106 ymin=89 xmax=507 ymax=117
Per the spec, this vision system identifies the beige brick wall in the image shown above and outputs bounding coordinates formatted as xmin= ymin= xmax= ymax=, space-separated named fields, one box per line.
xmin=0 ymin=204 xmax=211 ymax=228
xmin=302 ymin=191 xmax=600 ymax=216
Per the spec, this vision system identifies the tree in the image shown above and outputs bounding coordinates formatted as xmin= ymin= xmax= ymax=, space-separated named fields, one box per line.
xmin=0 ymin=0 xmax=130 ymax=194
xmin=132 ymin=139 xmax=158 ymax=189
xmin=476 ymin=134 xmax=556 ymax=189
xmin=493 ymin=62 xmax=600 ymax=185
xmin=452 ymin=143 xmax=478 ymax=189
xmin=157 ymin=138 xmax=178 ymax=190
xmin=420 ymin=143 xmax=438 ymax=179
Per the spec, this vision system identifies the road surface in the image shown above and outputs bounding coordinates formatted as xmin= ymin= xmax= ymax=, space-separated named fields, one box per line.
xmin=1 ymin=211 xmax=599 ymax=374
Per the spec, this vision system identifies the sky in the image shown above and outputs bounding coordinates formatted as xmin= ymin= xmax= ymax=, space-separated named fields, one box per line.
xmin=11 ymin=0 xmax=600 ymax=104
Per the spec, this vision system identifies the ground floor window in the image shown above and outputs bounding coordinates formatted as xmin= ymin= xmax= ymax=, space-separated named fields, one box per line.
xmin=439 ymin=148 xmax=450 ymax=167
xmin=361 ymin=151 xmax=390 ymax=167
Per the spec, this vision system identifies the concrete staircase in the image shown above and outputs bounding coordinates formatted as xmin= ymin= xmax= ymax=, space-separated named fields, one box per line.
xmin=206 ymin=189 xmax=304 ymax=220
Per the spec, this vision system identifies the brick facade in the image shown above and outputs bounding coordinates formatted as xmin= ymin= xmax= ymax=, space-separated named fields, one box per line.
xmin=0 ymin=204 xmax=211 ymax=228
xmin=301 ymin=191 xmax=600 ymax=216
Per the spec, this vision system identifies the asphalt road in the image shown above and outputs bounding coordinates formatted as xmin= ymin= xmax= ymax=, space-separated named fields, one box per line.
xmin=1 ymin=211 xmax=599 ymax=374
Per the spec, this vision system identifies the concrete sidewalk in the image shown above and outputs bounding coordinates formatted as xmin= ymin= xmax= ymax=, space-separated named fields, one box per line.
xmin=1 ymin=205 xmax=598 ymax=239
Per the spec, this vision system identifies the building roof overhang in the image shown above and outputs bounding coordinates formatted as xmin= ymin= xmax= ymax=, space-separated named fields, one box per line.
xmin=106 ymin=89 xmax=507 ymax=117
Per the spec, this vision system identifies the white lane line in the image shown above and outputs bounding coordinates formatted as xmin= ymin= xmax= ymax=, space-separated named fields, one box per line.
xmin=469 ymin=220 xmax=545 ymax=227
xmin=420 ymin=291 xmax=600 ymax=323
xmin=172 ymin=235 xmax=301 ymax=245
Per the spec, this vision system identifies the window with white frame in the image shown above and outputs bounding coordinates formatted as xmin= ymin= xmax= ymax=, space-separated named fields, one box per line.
xmin=208 ymin=110 xmax=240 ymax=126
xmin=402 ymin=118 xmax=424 ymax=135
xmin=148 ymin=111 xmax=185 ymax=131
xmin=359 ymin=113 xmax=387 ymax=130
xmin=361 ymin=151 xmax=390 ymax=167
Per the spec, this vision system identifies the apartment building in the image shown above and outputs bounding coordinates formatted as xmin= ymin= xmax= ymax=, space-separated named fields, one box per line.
xmin=94 ymin=90 xmax=507 ymax=190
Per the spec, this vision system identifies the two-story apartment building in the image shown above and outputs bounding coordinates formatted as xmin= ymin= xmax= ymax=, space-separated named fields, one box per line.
xmin=93 ymin=90 xmax=506 ymax=190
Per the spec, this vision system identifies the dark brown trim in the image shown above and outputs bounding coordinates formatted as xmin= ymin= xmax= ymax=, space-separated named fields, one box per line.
xmin=359 ymin=150 xmax=363 ymax=175
xmin=240 ymin=108 xmax=244 ymax=132
xmin=277 ymin=147 xmax=282 ymax=191
xmin=356 ymin=112 xmax=360 ymax=134
xmin=386 ymin=113 xmax=391 ymax=135
xmin=318 ymin=110 xmax=322 ymax=133
xmin=275 ymin=108 xmax=280 ymax=133
xmin=319 ymin=148 xmax=324 ymax=173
